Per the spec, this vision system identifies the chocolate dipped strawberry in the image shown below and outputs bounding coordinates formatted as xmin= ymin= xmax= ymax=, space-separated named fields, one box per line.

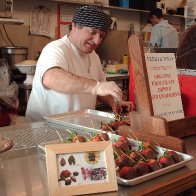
xmin=101 ymin=122 xmax=113 ymax=132
xmin=117 ymin=136 xmax=132 ymax=150
xmin=130 ymin=150 xmax=143 ymax=162
xmin=112 ymin=102 xmax=121 ymax=114
xmin=111 ymin=120 xmax=120 ymax=130
xmin=134 ymin=160 xmax=150 ymax=176
xmin=91 ymin=132 xmax=109 ymax=142
xmin=146 ymin=159 xmax=161 ymax=172
xmin=114 ymin=141 xmax=130 ymax=153
xmin=141 ymin=148 xmax=157 ymax=160
xmin=159 ymin=152 xmax=175 ymax=168
xmin=116 ymin=153 xmax=135 ymax=168
xmin=168 ymin=150 xmax=182 ymax=163
xmin=72 ymin=135 xmax=86 ymax=143
xmin=119 ymin=166 xmax=138 ymax=180
xmin=98 ymin=132 xmax=110 ymax=141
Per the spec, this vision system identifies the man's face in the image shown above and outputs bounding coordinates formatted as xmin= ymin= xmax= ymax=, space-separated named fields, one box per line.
xmin=72 ymin=25 xmax=106 ymax=54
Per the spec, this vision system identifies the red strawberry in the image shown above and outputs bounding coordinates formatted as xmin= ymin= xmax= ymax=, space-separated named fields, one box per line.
xmin=117 ymin=136 xmax=132 ymax=150
xmin=119 ymin=166 xmax=138 ymax=180
xmin=134 ymin=161 xmax=150 ymax=176
xmin=167 ymin=150 xmax=181 ymax=163
xmin=130 ymin=150 xmax=143 ymax=162
xmin=111 ymin=120 xmax=120 ymax=130
xmin=91 ymin=135 xmax=103 ymax=142
xmin=60 ymin=170 xmax=71 ymax=180
xmin=141 ymin=148 xmax=157 ymax=160
xmin=72 ymin=135 xmax=86 ymax=143
xmin=113 ymin=144 xmax=123 ymax=156
xmin=116 ymin=154 xmax=135 ymax=168
xmin=159 ymin=155 xmax=175 ymax=168
xmin=146 ymin=159 xmax=161 ymax=172
xmin=101 ymin=123 xmax=113 ymax=132
xmin=112 ymin=103 xmax=121 ymax=114
xmin=98 ymin=132 xmax=110 ymax=141
xmin=114 ymin=141 xmax=129 ymax=153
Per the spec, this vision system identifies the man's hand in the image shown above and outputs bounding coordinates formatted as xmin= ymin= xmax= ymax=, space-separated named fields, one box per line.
xmin=119 ymin=100 xmax=134 ymax=113
xmin=92 ymin=81 xmax=123 ymax=102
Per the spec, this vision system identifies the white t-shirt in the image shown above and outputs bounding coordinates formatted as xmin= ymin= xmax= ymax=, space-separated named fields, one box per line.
xmin=150 ymin=20 xmax=179 ymax=48
xmin=26 ymin=35 xmax=106 ymax=122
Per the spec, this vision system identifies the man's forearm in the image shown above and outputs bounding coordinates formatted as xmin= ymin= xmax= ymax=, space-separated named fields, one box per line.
xmin=42 ymin=67 xmax=97 ymax=94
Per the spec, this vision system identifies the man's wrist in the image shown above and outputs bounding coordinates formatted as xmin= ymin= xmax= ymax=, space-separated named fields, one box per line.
xmin=92 ymin=81 xmax=100 ymax=95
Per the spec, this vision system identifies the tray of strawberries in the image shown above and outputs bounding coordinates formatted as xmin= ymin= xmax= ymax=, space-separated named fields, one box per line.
xmin=110 ymin=134 xmax=194 ymax=186
xmin=37 ymin=123 xmax=194 ymax=186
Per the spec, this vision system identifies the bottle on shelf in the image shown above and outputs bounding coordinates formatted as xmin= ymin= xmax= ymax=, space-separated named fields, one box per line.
xmin=5 ymin=0 xmax=13 ymax=18
xmin=122 ymin=54 xmax=129 ymax=70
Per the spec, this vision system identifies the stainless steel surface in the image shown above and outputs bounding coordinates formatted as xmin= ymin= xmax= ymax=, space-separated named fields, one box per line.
xmin=1 ymin=122 xmax=101 ymax=151
xmin=0 ymin=46 xmax=28 ymax=68
xmin=0 ymin=122 xmax=195 ymax=196
xmin=45 ymin=109 xmax=114 ymax=131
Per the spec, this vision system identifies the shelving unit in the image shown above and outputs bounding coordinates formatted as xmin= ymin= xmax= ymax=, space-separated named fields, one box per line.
xmin=48 ymin=0 xmax=187 ymax=18
xmin=0 ymin=18 xmax=24 ymax=25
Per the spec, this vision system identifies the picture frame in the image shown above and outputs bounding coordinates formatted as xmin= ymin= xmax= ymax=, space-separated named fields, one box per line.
xmin=45 ymin=141 xmax=118 ymax=196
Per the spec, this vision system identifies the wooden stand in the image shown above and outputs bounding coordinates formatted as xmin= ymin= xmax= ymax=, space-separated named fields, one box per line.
xmin=128 ymin=35 xmax=196 ymax=138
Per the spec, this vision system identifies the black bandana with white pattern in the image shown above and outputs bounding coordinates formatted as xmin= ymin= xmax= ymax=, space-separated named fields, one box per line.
xmin=72 ymin=6 xmax=112 ymax=32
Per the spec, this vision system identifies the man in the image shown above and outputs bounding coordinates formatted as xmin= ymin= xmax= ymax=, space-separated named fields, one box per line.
xmin=148 ymin=8 xmax=179 ymax=48
xmin=26 ymin=6 xmax=133 ymax=122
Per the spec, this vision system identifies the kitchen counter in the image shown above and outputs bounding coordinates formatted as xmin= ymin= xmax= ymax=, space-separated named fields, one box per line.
xmin=0 ymin=121 xmax=195 ymax=196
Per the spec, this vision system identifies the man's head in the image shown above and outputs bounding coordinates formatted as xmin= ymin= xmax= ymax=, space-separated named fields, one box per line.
xmin=147 ymin=8 xmax=163 ymax=26
xmin=69 ymin=6 xmax=112 ymax=54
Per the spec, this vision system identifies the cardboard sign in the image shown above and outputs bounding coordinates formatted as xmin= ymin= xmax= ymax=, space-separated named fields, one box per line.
xmin=145 ymin=53 xmax=184 ymax=121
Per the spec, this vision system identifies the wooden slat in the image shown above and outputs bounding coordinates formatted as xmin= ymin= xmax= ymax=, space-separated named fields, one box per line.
xmin=168 ymin=116 xmax=196 ymax=138
xmin=137 ymin=170 xmax=196 ymax=196
xmin=128 ymin=34 xmax=196 ymax=138
xmin=118 ymin=125 xmax=186 ymax=153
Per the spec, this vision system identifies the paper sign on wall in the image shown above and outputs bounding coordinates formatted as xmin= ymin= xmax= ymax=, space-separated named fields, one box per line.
xmin=145 ymin=53 xmax=184 ymax=121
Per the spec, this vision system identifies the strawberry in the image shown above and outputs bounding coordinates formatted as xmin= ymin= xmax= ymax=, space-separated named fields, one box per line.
xmin=113 ymin=144 xmax=123 ymax=156
xmin=146 ymin=159 xmax=161 ymax=172
xmin=130 ymin=150 xmax=143 ymax=162
xmin=159 ymin=154 xmax=175 ymax=168
xmin=119 ymin=166 xmax=138 ymax=180
xmin=141 ymin=148 xmax=157 ymax=160
xmin=60 ymin=170 xmax=72 ymax=180
xmin=167 ymin=150 xmax=181 ymax=163
xmin=111 ymin=120 xmax=120 ymax=130
xmin=112 ymin=103 xmax=121 ymax=114
xmin=101 ymin=123 xmax=113 ymax=132
xmin=114 ymin=141 xmax=129 ymax=153
xmin=117 ymin=136 xmax=132 ymax=150
xmin=116 ymin=154 xmax=135 ymax=168
xmin=134 ymin=160 xmax=150 ymax=176
xmin=91 ymin=135 xmax=103 ymax=142
xmin=72 ymin=135 xmax=86 ymax=143
xmin=98 ymin=132 xmax=110 ymax=141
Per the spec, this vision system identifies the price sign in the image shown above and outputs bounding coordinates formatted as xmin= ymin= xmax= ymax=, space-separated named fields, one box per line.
xmin=145 ymin=53 xmax=184 ymax=121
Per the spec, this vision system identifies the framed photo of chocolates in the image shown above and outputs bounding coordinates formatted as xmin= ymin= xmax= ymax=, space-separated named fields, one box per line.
xmin=45 ymin=141 xmax=118 ymax=196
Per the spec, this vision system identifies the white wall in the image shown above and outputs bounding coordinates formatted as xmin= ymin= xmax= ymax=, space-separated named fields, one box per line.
xmin=10 ymin=0 xmax=140 ymax=33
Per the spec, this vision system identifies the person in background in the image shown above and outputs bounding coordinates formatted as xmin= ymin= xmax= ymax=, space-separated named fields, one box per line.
xmin=147 ymin=8 xmax=179 ymax=48
xmin=26 ymin=6 xmax=133 ymax=122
